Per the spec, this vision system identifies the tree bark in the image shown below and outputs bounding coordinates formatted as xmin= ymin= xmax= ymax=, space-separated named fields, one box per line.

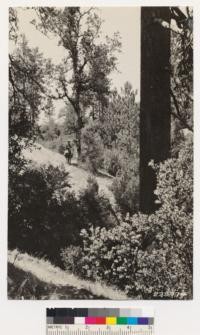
xmin=76 ymin=118 xmax=82 ymax=160
xmin=140 ymin=7 xmax=171 ymax=213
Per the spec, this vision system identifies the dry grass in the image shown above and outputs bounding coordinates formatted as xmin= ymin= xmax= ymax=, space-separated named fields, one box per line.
xmin=8 ymin=249 xmax=128 ymax=300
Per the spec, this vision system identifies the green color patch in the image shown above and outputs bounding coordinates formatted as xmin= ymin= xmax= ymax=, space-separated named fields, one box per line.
xmin=117 ymin=317 xmax=127 ymax=325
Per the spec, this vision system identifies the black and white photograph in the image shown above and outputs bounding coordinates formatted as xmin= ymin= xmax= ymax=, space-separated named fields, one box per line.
xmin=8 ymin=6 xmax=193 ymax=300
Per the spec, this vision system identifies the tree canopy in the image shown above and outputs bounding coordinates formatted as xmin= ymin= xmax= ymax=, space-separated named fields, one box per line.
xmin=32 ymin=7 xmax=121 ymax=157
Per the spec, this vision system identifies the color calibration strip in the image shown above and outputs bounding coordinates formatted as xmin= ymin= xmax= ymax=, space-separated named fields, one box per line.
xmin=47 ymin=309 xmax=154 ymax=335
xmin=47 ymin=316 xmax=153 ymax=326
xmin=47 ymin=308 xmax=154 ymax=317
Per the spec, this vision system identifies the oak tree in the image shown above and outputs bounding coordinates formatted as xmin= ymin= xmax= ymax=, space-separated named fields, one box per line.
xmin=33 ymin=7 xmax=121 ymax=158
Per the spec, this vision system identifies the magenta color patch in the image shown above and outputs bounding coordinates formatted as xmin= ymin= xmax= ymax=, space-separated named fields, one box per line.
xmin=85 ymin=317 xmax=96 ymax=324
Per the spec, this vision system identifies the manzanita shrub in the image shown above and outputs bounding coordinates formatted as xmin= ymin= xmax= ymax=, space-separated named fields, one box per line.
xmin=61 ymin=138 xmax=193 ymax=299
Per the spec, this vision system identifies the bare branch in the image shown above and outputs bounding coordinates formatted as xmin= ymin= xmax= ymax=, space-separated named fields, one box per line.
xmin=170 ymin=88 xmax=193 ymax=131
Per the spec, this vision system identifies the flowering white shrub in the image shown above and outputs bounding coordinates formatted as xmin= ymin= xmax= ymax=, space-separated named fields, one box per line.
xmin=62 ymin=139 xmax=193 ymax=299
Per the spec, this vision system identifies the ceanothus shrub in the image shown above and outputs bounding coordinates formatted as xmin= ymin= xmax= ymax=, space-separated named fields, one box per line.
xmin=61 ymin=139 xmax=192 ymax=299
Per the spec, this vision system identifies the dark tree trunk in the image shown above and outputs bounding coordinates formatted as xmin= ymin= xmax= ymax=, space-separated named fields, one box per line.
xmin=76 ymin=126 xmax=82 ymax=160
xmin=140 ymin=7 xmax=171 ymax=213
xmin=76 ymin=109 xmax=83 ymax=161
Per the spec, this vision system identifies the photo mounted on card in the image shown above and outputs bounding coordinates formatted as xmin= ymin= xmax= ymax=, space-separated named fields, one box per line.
xmin=8 ymin=6 xmax=193 ymax=300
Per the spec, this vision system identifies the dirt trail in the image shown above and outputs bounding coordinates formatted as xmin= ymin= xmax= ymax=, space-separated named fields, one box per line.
xmin=8 ymin=250 xmax=128 ymax=300
xmin=23 ymin=144 xmax=115 ymax=205
xmin=16 ymin=146 xmax=121 ymax=299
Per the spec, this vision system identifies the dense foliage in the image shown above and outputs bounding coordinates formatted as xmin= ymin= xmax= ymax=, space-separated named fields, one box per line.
xmin=9 ymin=163 xmax=72 ymax=264
xmin=101 ymin=84 xmax=139 ymax=213
xmin=111 ymin=159 xmax=139 ymax=214
xmin=80 ymin=83 xmax=139 ymax=212
xmin=39 ymin=82 xmax=140 ymax=214
xmin=61 ymin=139 xmax=193 ymax=299
xmin=81 ymin=122 xmax=104 ymax=173
xmin=9 ymin=37 xmax=52 ymax=166
xmin=8 ymin=7 xmax=120 ymax=267
xmin=9 ymin=7 xmax=193 ymax=300
xmin=33 ymin=7 xmax=121 ymax=158
xmin=170 ymin=7 xmax=193 ymax=155
xmin=9 ymin=10 xmax=54 ymax=223
xmin=9 ymin=163 xmax=116 ymax=265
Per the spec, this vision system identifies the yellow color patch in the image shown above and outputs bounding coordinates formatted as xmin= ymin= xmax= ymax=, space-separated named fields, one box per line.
xmin=106 ymin=317 xmax=116 ymax=325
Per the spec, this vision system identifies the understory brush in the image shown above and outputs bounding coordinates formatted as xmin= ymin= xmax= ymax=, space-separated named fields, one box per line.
xmin=111 ymin=157 xmax=139 ymax=214
xmin=9 ymin=163 xmax=115 ymax=266
xmin=61 ymin=139 xmax=193 ymax=299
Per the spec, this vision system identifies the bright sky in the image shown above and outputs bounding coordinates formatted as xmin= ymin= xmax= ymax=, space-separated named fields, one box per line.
xmin=12 ymin=7 xmax=140 ymax=115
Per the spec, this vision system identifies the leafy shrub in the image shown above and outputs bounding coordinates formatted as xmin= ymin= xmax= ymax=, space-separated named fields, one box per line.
xmin=8 ymin=163 xmax=81 ymax=265
xmin=9 ymin=164 xmax=117 ymax=266
xmin=152 ymin=135 xmax=193 ymax=214
xmin=60 ymin=246 xmax=83 ymax=274
xmin=81 ymin=121 xmax=104 ymax=174
xmin=64 ymin=140 xmax=193 ymax=299
xmin=111 ymin=158 xmax=139 ymax=214
xmin=78 ymin=176 xmax=117 ymax=229
xmin=103 ymin=148 xmax=122 ymax=176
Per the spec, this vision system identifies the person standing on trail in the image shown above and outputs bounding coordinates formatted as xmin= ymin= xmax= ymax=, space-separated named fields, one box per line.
xmin=64 ymin=141 xmax=73 ymax=165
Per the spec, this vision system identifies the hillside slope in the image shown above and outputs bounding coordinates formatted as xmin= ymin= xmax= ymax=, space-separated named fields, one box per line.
xmin=8 ymin=250 xmax=128 ymax=300
xmin=23 ymin=144 xmax=115 ymax=204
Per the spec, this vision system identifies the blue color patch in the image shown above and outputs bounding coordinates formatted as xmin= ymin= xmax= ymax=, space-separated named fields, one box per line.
xmin=127 ymin=317 xmax=138 ymax=325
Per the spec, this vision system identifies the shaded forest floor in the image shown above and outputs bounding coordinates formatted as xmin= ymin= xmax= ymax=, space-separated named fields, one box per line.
xmin=23 ymin=144 xmax=115 ymax=205
xmin=8 ymin=145 xmax=122 ymax=299
xmin=8 ymin=250 xmax=128 ymax=300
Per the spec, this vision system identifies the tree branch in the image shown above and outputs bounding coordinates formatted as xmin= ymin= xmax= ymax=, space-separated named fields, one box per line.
xmin=9 ymin=54 xmax=46 ymax=95
xmin=78 ymin=57 xmax=88 ymax=75
xmin=170 ymin=88 xmax=193 ymax=131
xmin=59 ymin=78 xmax=76 ymax=111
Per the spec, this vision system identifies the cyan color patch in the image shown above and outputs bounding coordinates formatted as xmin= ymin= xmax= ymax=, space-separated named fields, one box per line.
xmin=127 ymin=317 xmax=138 ymax=325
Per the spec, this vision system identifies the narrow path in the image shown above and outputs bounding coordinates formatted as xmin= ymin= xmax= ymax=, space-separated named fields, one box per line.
xmin=8 ymin=250 xmax=128 ymax=300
